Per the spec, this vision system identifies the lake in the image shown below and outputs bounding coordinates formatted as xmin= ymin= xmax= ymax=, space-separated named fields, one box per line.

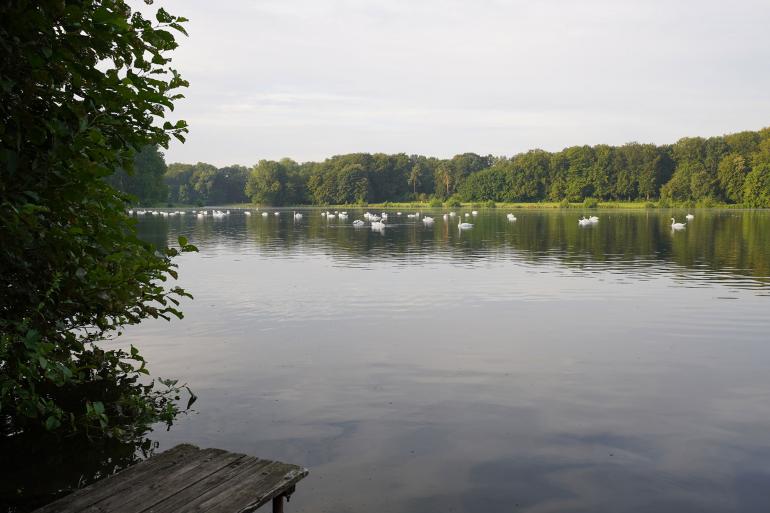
xmin=129 ymin=208 xmax=769 ymax=513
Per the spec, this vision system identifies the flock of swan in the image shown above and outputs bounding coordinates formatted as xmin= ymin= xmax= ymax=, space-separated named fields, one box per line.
xmin=128 ymin=209 xmax=695 ymax=233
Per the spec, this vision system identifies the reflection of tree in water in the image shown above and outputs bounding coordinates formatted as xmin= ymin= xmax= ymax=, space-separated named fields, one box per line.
xmin=0 ymin=429 xmax=156 ymax=512
xmin=140 ymin=210 xmax=770 ymax=287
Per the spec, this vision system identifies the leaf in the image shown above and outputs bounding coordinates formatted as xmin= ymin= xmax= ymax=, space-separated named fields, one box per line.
xmin=45 ymin=416 xmax=61 ymax=430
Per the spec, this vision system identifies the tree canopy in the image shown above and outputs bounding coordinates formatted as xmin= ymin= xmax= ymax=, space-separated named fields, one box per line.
xmin=1 ymin=0 xmax=194 ymax=454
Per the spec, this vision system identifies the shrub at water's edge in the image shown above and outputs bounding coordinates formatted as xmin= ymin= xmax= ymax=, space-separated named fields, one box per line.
xmin=1 ymin=0 xmax=195 ymax=467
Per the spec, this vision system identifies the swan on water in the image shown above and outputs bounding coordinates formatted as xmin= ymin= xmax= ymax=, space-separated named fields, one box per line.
xmin=261 ymin=212 xmax=269 ymax=217
xmin=464 ymin=212 xmax=470 ymax=217
xmin=589 ymin=216 xmax=599 ymax=223
xmin=274 ymin=211 xmax=280 ymax=216
xmin=507 ymin=213 xmax=517 ymax=221
xmin=471 ymin=210 xmax=478 ymax=216
xmin=352 ymin=219 xmax=365 ymax=227
xmin=293 ymin=211 xmax=303 ymax=220
xmin=671 ymin=218 xmax=686 ymax=230
xmin=449 ymin=212 xmax=456 ymax=217
xmin=244 ymin=211 xmax=251 ymax=216
xmin=578 ymin=217 xmax=592 ymax=226
xmin=371 ymin=220 xmax=386 ymax=231
xmin=686 ymin=213 xmax=694 ymax=220
xmin=458 ymin=220 xmax=473 ymax=230
xmin=443 ymin=213 xmax=448 ymax=220
xmin=422 ymin=216 xmax=434 ymax=224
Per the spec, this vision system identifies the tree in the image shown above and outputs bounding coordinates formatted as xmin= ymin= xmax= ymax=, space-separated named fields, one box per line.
xmin=718 ymin=153 xmax=749 ymax=203
xmin=1 ymin=0 xmax=194 ymax=453
xmin=408 ymin=164 xmax=423 ymax=198
xmin=107 ymin=145 xmax=168 ymax=206
xmin=246 ymin=160 xmax=290 ymax=205
xmin=743 ymin=164 xmax=770 ymax=208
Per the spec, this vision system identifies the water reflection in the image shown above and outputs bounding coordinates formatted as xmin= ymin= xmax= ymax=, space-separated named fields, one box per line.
xmin=124 ymin=209 xmax=770 ymax=513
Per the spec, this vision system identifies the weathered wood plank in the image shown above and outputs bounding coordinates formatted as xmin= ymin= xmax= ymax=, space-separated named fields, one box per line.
xmin=33 ymin=444 xmax=309 ymax=513
xmin=179 ymin=461 xmax=308 ymax=513
xmin=145 ymin=457 xmax=276 ymax=513
xmin=33 ymin=444 xmax=202 ymax=513
xmin=83 ymin=449 xmax=247 ymax=512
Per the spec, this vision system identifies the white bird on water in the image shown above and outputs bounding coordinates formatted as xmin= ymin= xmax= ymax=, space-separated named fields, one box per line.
xmin=671 ymin=218 xmax=686 ymax=230
xmin=352 ymin=219 xmax=365 ymax=227
xmin=458 ymin=220 xmax=473 ymax=230
xmin=244 ymin=211 xmax=251 ymax=216
xmin=422 ymin=216 xmax=434 ymax=225
xmin=589 ymin=216 xmax=599 ymax=223
xmin=371 ymin=220 xmax=386 ymax=231
xmin=293 ymin=211 xmax=303 ymax=220
xmin=471 ymin=210 xmax=478 ymax=216
xmin=261 ymin=212 xmax=268 ymax=217
xmin=507 ymin=213 xmax=517 ymax=222
xmin=686 ymin=213 xmax=694 ymax=220
xmin=578 ymin=217 xmax=592 ymax=226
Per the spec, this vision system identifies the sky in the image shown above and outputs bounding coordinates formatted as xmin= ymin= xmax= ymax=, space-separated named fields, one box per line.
xmin=156 ymin=0 xmax=770 ymax=166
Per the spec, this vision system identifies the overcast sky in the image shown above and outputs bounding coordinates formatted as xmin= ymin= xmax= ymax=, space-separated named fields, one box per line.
xmin=157 ymin=0 xmax=770 ymax=166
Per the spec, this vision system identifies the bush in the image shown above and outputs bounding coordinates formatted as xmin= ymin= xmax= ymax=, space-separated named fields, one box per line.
xmin=657 ymin=198 xmax=672 ymax=208
xmin=484 ymin=200 xmax=497 ymax=208
xmin=644 ymin=201 xmax=656 ymax=208
xmin=429 ymin=197 xmax=443 ymax=207
xmin=559 ymin=198 xmax=571 ymax=208
xmin=446 ymin=197 xmax=462 ymax=207
xmin=696 ymin=196 xmax=716 ymax=208
xmin=0 ymin=1 xmax=194 ymax=444
xmin=583 ymin=197 xmax=598 ymax=209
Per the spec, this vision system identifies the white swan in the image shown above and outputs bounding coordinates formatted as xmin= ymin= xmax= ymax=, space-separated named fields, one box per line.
xmin=261 ymin=212 xmax=268 ymax=217
xmin=464 ymin=212 xmax=470 ymax=217
xmin=578 ymin=217 xmax=592 ymax=226
xmin=458 ymin=220 xmax=473 ymax=230
xmin=507 ymin=213 xmax=517 ymax=222
xmin=471 ymin=210 xmax=478 ymax=216
xmin=449 ymin=211 xmax=456 ymax=217
xmin=352 ymin=219 xmax=365 ymax=227
xmin=422 ymin=216 xmax=434 ymax=224
xmin=443 ymin=213 xmax=448 ymax=220
xmin=371 ymin=220 xmax=386 ymax=231
xmin=293 ymin=211 xmax=303 ymax=220
xmin=686 ymin=213 xmax=694 ymax=220
xmin=273 ymin=211 xmax=280 ymax=216
xmin=589 ymin=216 xmax=599 ymax=223
xmin=671 ymin=218 xmax=686 ymax=230
xmin=244 ymin=211 xmax=251 ymax=216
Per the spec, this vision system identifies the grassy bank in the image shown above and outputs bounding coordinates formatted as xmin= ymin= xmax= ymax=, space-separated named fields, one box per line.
xmin=145 ymin=200 xmax=753 ymax=210
xmin=235 ymin=200 xmax=743 ymax=210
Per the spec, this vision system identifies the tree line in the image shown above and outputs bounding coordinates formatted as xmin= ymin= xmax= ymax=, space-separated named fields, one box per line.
xmin=117 ymin=127 xmax=770 ymax=207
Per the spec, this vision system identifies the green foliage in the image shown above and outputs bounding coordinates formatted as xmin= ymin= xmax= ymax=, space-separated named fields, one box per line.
xmin=743 ymin=164 xmax=770 ymax=208
xmin=484 ymin=200 xmax=497 ymax=208
xmin=446 ymin=197 xmax=462 ymax=207
xmin=583 ymin=197 xmax=599 ymax=209
xmin=559 ymin=198 xmax=571 ymax=208
xmin=166 ymin=162 xmax=249 ymax=205
xmin=246 ymin=159 xmax=302 ymax=205
xmin=428 ymin=197 xmax=443 ymax=207
xmin=0 ymin=0 xmax=194 ymax=443
xmin=106 ymin=146 xmax=168 ymax=206
xmin=161 ymin=127 xmax=769 ymax=207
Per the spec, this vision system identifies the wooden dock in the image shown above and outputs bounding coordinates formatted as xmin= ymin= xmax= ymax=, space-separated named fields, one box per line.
xmin=33 ymin=444 xmax=308 ymax=513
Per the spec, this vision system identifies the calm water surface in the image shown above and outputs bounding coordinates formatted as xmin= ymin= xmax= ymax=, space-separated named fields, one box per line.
xmin=128 ymin=208 xmax=770 ymax=513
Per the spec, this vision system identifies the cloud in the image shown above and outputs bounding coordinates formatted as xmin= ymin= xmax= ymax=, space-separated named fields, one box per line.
xmin=157 ymin=0 xmax=770 ymax=165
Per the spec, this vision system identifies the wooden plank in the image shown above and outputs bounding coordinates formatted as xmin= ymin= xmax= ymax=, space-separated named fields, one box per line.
xmin=34 ymin=444 xmax=202 ymax=513
xmin=178 ymin=461 xmax=308 ymax=513
xmin=33 ymin=444 xmax=309 ymax=513
xmin=144 ymin=457 xmax=275 ymax=513
xmin=83 ymin=448 xmax=247 ymax=512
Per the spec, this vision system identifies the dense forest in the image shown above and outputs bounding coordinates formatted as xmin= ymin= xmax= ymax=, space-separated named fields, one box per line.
xmin=116 ymin=128 xmax=770 ymax=207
